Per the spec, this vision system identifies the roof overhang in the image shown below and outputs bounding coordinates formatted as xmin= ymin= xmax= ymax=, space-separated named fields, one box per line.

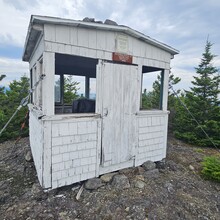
xmin=23 ymin=15 xmax=179 ymax=62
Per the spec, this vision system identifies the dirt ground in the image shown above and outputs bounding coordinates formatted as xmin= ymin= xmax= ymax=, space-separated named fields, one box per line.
xmin=0 ymin=136 xmax=219 ymax=220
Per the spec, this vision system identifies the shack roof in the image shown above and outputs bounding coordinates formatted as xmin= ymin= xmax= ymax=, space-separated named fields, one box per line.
xmin=23 ymin=15 xmax=179 ymax=61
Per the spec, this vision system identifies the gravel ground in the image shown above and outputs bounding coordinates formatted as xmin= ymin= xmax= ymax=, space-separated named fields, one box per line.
xmin=0 ymin=136 xmax=219 ymax=220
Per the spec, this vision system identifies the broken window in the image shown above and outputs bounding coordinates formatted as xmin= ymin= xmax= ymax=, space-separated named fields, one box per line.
xmin=141 ymin=66 xmax=164 ymax=110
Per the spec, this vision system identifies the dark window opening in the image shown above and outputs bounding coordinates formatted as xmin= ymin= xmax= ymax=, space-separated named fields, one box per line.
xmin=55 ymin=53 xmax=98 ymax=114
xmin=141 ymin=66 xmax=164 ymax=110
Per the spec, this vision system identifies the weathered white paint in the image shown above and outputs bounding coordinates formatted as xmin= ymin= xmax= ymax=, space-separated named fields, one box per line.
xmin=42 ymin=52 xmax=55 ymax=116
xmin=135 ymin=111 xmax=169 ymax=166
xmin=43 ymin=25 xmax=172 ymax=67
xmin=100 ymin=62 xmax=138 ymax=169
xmin=28 ymin=104 xmax=101 ymax=190
xmin=24 ymin=16 xmax=178 ymax=190
xmin=29 ymin=35 xmax=44 ymax=68
xmin=162 ymin=69 xmax=170 ymax=111
xmin=50 ymin=117 xmax=100 ymax=189
xmin=29 ymin=106 xmax=44 ymax=185
xmin=42 ymin=120 xmax=52 ymax=188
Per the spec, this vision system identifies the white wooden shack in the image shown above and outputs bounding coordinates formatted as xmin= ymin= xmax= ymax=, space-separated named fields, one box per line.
xmin=22 ymin=15 xmax=179 ymax=190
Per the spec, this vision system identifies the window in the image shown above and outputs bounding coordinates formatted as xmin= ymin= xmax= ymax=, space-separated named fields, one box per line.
xmin=54 ymin=74 xmax=61 ymax=103
xmin=141 ymin=66 xmax=164 ymax=110
xmin=63 ymin=75 xmax=83 ymax=105
xmin=54 ymin=53 xmax=98 ymax=114
xmin=30 ymin=58 xmax=44 ymax=109
xmin=89 ymin=78 xmax=96 ymax=100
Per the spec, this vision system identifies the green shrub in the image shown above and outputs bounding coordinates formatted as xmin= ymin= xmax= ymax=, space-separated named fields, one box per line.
xmin=201 ymin=156 xmax=220 ymax=182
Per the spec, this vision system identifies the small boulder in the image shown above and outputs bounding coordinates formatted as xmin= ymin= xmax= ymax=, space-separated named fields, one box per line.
xmin=135 ymin=175 xmax=145 ymax=181
xmin=83 ymin=17 xmax=95 ymax=22
xmin=31 ymin=183 xmax=47 ymax=200
xmin=144 ymin=169 xmax=159 ymax=179
xmin=142 ymin=161 xmax=156 ymax=171
xmin=134 ymin=180 xmax=145 ymax=189
xmin=25 ymin=150 xmax=33 ymax=162
xmin=136 ymin=166 xmax=145 ymax=175
xmin=164 ymin=182 xmax=175 ymax=194
xmin=104 ymin=19 xmax=118 ymax=25
xmin=100 ymin=172 xmax=117 ymax=183
xmin=155 ymin=159 xmax=166 ymax=169
xmin=84 ymin=178 xmax=104 ymax=190
xmin=189 ymin=165 xmax=195 ymax=171
xmin=111 ymin=174 xmax=130 ymax=189
xmin=31 ymin=183 xmax=42 ymax=195
xmin=119 ymin=167 xmax=136 ymax=175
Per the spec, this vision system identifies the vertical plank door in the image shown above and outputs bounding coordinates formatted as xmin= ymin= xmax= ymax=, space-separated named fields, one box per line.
xmin=101 ymin=62 xmax=138 ymax=169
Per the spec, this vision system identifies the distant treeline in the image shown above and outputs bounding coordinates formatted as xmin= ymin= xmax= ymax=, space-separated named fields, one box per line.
xmin=0 ymin=40 xmax=220 ymax=147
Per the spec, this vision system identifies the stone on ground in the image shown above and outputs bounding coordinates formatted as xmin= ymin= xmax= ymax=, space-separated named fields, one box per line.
xmin=142 ymin=161 xmax=156 ymax=171
xmin=84 ymin=178 xmax=104 ymax=190
xmin=136 ymin=166 xmax=145 ymax=175
xmin=134 ymin=180 xmax=146 ymax=189
xmin=25 ymin=150 xmax=33 ymax=162
xmin=111 ymin=174 xmax=130 ymax=189
xmin=100 ymin=172 xmax=117 ymax=183
xmin=143 ymin=169 xmax=159 ymax=179
xmin=155 ymin=159 xmax=166 ymax=169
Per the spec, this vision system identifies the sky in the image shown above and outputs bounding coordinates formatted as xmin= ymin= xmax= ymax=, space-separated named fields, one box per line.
xmin=0 ymin=0 xmax=220 ymax=92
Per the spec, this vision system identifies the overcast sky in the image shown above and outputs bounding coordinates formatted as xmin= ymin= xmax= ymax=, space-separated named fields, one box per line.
xmin=0 ymin=0 xmax=220 ymax=91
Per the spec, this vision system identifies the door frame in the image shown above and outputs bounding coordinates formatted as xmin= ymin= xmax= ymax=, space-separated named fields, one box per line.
xmin=96 ymin=60 xmax=139 ymax=174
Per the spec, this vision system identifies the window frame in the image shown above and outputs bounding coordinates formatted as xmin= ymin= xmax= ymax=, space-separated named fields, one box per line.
xmin=140 ymin=67 xmax=164 ymax=111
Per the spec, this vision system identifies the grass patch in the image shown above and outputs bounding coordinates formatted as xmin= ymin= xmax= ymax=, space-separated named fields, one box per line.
xmin=194 ymin=148 xmax=205 ymax=153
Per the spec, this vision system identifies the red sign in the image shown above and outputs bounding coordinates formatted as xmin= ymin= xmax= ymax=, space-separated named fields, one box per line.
xmin=112 ymin=52 xmax=133 ymax=64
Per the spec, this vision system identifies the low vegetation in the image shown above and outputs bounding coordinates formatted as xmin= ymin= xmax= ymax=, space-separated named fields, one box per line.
xmin=201 ymin=156 xmax=220 ymax=182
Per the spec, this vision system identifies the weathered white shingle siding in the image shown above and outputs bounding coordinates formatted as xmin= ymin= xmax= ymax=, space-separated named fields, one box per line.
xmin=29 ymin=35 xmax=44 ymax=69
xmin=43 ymin=24 xmax=171 ymax=68
xmin=50 ymin=118 xmax=100 ymax=189
xmin=29 ymin=109 xmax=44 ymax=185
xmin=135 ymin=113 xmax=168 ymax=166
xmin=42 ymin=52 xmax=55 ymax=116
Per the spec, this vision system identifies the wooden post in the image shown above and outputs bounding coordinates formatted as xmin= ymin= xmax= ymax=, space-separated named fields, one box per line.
xmin=42 ymin=52 xmax=55 ymax=115
xmin=159 ymin=70 xmax=164 ymax=110
xmin=162 ymin=69 xmax=169 ymax=111
xmin=85 ymin=76 xmax=90 ymax=99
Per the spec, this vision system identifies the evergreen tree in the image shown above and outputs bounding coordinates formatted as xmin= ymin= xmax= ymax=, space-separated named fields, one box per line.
xmin=166 ymin=72 xmax=181 ymax=132
xmin=0 ymin=75 xmax=29 ymax=142
xmin=0 ymin=75 xmax=6 ymax=126
xmin=174 ymin=41 xmax=220 ymax=147
xmin=63 ymin=75 xmax=80 ymax=105
xmin=142 ymin=71 xmax=181 ymax=110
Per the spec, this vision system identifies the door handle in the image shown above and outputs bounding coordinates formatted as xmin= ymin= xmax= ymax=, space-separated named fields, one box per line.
xmin=103 ymin=108 xmax=108 ymax=117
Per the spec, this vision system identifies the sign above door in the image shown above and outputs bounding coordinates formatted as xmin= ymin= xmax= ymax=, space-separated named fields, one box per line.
xmin=112 ymin=52 xmax=133 ymax=64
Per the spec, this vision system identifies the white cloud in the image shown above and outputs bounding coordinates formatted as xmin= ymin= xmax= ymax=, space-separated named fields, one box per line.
xmin=0 ymin=0 xmax=219 ymax=91
xmin=0 ymin=0 xmax=87 ymax=47
xmin=0 ymin=56 xmax=29 ymax=86
xmin=171 ymin=66 xmax=195 ymax=92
